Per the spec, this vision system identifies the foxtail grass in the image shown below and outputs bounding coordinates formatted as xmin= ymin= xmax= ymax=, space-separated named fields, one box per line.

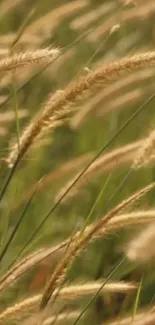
xmin=0 ymin=48 xmax=59 ymax=73
xmin=40 ymin=183 xmax=154 ymax=310
xmin=7 ymin=51 xmax=155 ymax=168
xmin=1 ymin=209 xmax=154 ymax=294
xmin=0 ymin=281 xmax=136 ymax=323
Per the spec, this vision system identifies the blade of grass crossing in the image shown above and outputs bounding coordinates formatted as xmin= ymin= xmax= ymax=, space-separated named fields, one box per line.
xmin=132 ymin=275 xmax=143 ymax=321
xmin=0 ymin=178 xmax=42 ymax=266
xmin=71 ymin=257 xmax=126 ymax=325
xmin=81 ymin=173 xmax=113 ymax=234
xmin=12 ymin=90 xmax=155 ymax=260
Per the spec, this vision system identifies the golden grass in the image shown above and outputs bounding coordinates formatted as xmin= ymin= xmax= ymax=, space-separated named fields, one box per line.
xmin=1 ymin=209 xmax=154 ymax=295
xmin=40 ymin=183 xmax=154 ymax=310
xmin=7 ymin=51 xmax=155 ymax=168
xmin=1 ymin=1 xmax=155 ymax=324
xmin=0 ymin=281 xmax=136 ymax=323
xmin=0 ymin=48 xmax=59 ymax=73
xmin=70 ymin=68 xmax=154 ymax=129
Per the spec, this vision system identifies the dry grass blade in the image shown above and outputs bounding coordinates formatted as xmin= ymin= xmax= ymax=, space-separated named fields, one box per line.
xmin=0 ymin=281 xmax=136 ymax=323
xmin=40 ymin=183 xmax=154 ymax=310
xmin=70 ymin=67 xmax=153 ymax=130
xmin=6 ymin=51 xmax=155 ymax=168
xmin=0 ymin=48 xmax=59 ymax=73
xmin=0 ymin=243 xmax=66 ymax=293
xmin=1 ymin=209 xmax=155 ymax=294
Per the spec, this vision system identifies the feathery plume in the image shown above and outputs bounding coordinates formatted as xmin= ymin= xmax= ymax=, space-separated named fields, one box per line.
xmin=40 ymin=183 xmax=154 ymax=310
xmin=7 ymin=51 xmax=155 ymax=168
xmin=0 ymin=209 xmax=154 ymax=294
xmin=70 ymin=68 xmax=153 ymax=129
xmin=0 ymin=281 xmax=136 ymax=323
xmin=0 ymin=48 xmax=59 ymax=73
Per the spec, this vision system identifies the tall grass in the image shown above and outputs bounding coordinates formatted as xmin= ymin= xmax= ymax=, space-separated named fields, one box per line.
xmin=0 ymin=0 xmax=155 ymax=324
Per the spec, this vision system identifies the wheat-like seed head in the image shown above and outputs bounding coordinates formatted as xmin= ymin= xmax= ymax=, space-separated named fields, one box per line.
xmin=0 ymin=281 xmax=136 ymax=323
xmin=40 ymin=183 xmax=154 ymax=310
xmin=0 ymin=48 xmax=59 ymax=73
xmin=0 ymin=209 xmax=155 ymax=295
xmin=70 ymin=68 xmax=153 ymax=130
xmin=6 ymin=51 xmax=155 ymax=168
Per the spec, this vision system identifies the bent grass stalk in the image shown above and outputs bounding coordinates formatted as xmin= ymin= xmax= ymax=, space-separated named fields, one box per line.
xmin=4 ymin=89 xmax=154 ymax=264
xmin=7 ymin=51 xmax=155 ymax=168
xmin=0 ymin=209 xmax=154 ymax=294
xmin=40 ymin=183 xmax=154 ymax=310
xmin=0 ymin=48 xmax=59 ymax=73
xmin=0 ymin=281 xmax=136 ymax=323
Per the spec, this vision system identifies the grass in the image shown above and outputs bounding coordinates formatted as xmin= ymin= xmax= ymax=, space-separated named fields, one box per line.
xmin=1 ymin=0 xmax=155 ymax=324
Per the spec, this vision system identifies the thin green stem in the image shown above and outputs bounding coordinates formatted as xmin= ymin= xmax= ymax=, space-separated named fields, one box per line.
xmin=81 ymin=173 xmax=112 ymax=234
xmin=11 ymin=74 xmax=20 ymax=152
xmin=132 ymin=275 xmax=143 ymax=321
xmin=71 ymin=257 xmax=126 ymax=325
xmin=12 ymin=90 xmax=155 ymax=259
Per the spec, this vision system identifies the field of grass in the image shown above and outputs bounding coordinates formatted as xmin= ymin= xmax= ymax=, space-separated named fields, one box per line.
xmin=1 ymin=0 xmax=155 ymax=324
